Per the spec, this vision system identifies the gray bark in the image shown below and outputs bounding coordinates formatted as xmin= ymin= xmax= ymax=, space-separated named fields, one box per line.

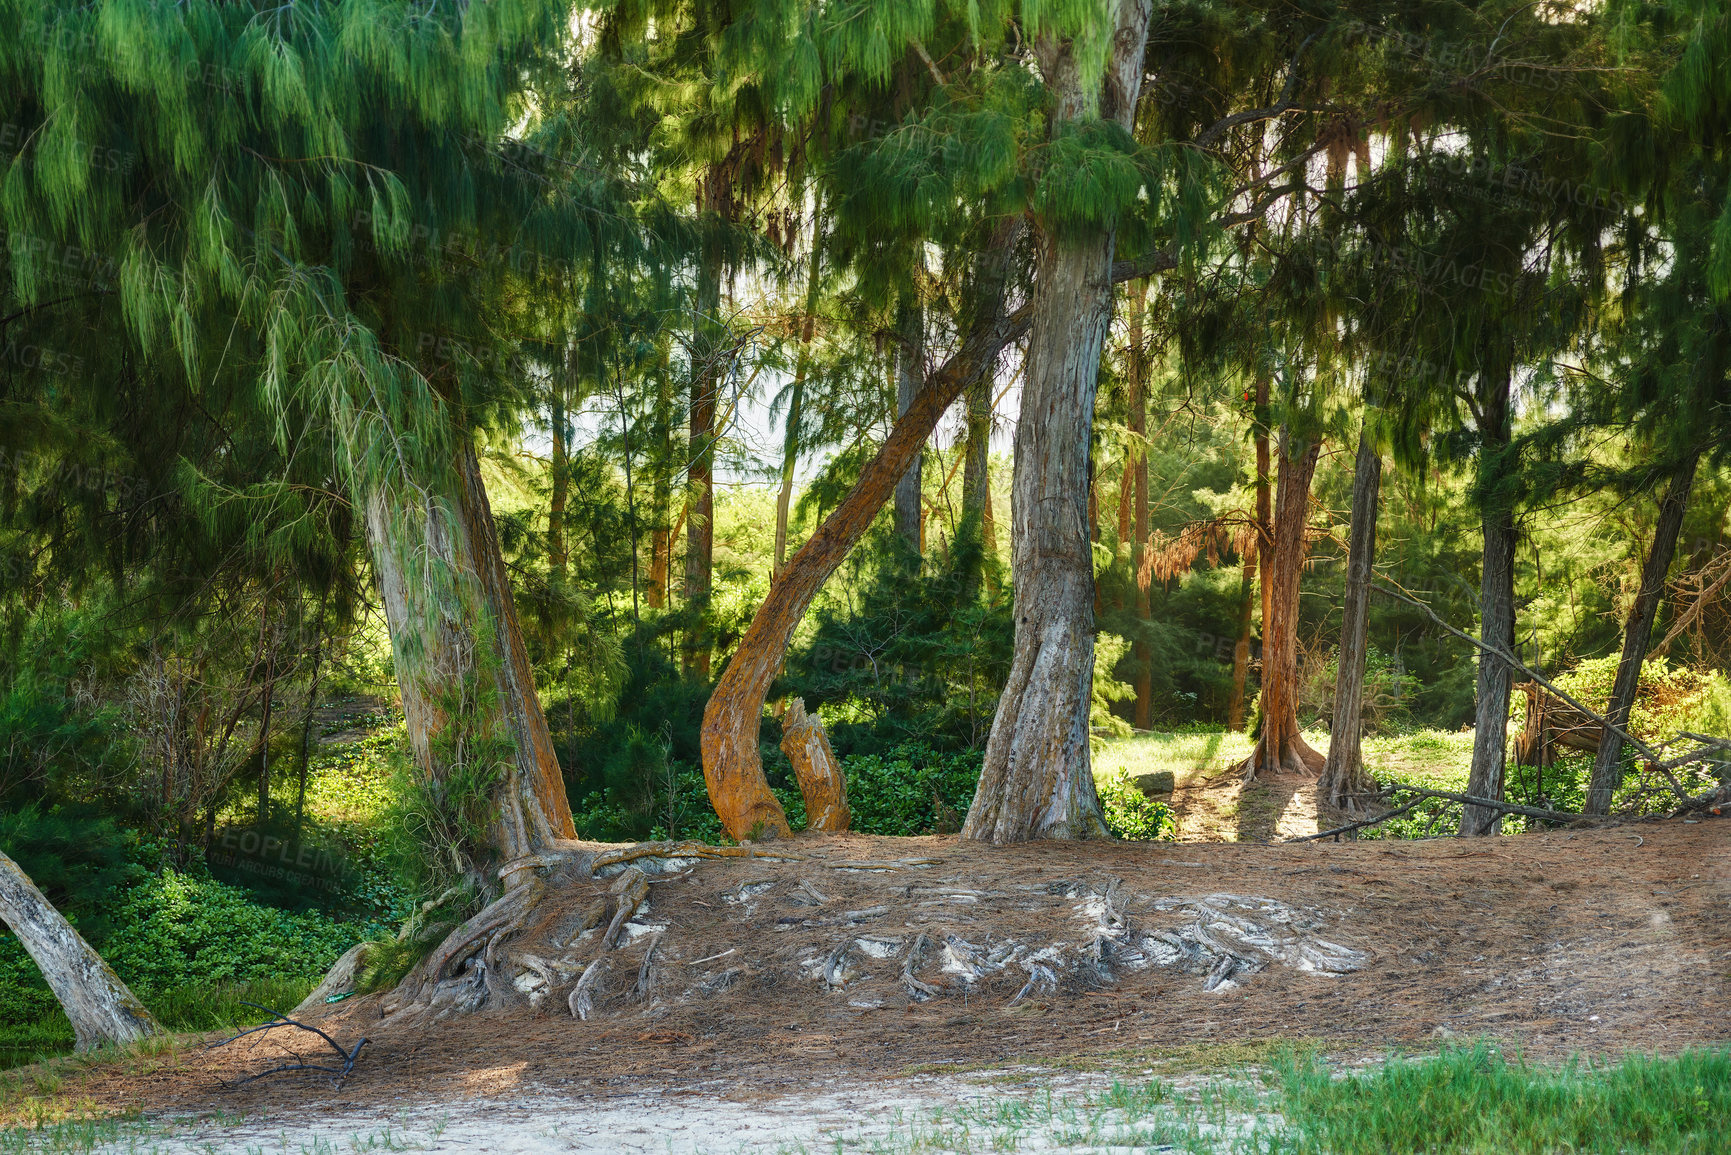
xmin=894 ymin=295 xmax=925 ymax=552
xmin=1320 ymin=428 xmax=1383 ymax=811
xmin=1586 ymin=451 xmax=1700 ymax=813
xmin=0 ymin=851 xmax=162 ymax=1051
xmin=1462 ymin=362 xmax=1517 ymax=836
xmin=364 ymin=439 xmax=578 ymax=869
xmin=963 ymin=0 xmax=1154 ymax=844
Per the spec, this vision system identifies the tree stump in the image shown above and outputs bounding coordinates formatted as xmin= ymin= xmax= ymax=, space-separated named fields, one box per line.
xmin=779 ymin=699 xmax=850 ymax=832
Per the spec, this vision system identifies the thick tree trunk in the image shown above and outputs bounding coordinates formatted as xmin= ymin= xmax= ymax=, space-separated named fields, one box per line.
xmin=0 ymin=851 xmax=162 ymax=1051
xmin=962 ymin=0 xmax=1153 ymax=844
xmin=366 ymin=440 xmax=578 ymax=870
xmin=700 ymin=222 xmax=1024 ymax=842
xmin=1586 ymin=451 xmax=1700 ymax=814
xmin=1127 ymin=283 xmax=1152 ymax=730
xmin=1239 ymin=427 xmax=1324 ymax=780
xmin=779 ymin=698 xmax=849 ymax=832
xmin=1462 ymin=363 xmax=1517 ymax=835
xmin=1320 ymin=428 xmax=1383 ymax=811
xmin=684 ymin=258 xmax=722 ymax=677
xmin=894 ymin=295 xmax=926 ymax=553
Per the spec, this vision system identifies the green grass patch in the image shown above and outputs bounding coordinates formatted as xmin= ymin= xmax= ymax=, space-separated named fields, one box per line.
xmin=1269 ymin=1042 xmax=1731 ymax=1154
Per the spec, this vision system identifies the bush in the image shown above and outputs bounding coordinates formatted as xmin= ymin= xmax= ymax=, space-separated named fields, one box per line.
xmin=1097 ymin=775 xmax=1176 ymax=841
xmin=840 ymin=744 xmax=982 ymax=836
xmin=99 ymin=869 xmax=361 ymax=992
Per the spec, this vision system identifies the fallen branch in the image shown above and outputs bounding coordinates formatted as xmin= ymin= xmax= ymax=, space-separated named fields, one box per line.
xmin=211 ymin=1003 xmax=369 ymax=1089
xmin=1283 ymin=785 xmax=1599 ymax=843
xmin=1373 ymin=581 xmax=1667 ymax=766
xmin=1284 ymin=793 xmax=1428 ymax=842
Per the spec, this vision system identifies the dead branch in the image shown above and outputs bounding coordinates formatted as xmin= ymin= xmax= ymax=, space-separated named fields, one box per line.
xmin=211 ymin=1003 xmax=369 ymax=1089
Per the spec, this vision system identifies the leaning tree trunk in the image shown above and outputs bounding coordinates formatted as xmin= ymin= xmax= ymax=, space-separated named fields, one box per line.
xmin=1586 ymin=450 xmax=1701 ymax=814
xmin=962 ymin=0 xmax=1153 ymax=845
xmin=1319 ymin=428 xmax=1383 ymax=810
xmin=1239 ymin=427 xmax=1324 ymax=780
xmin=0 ymin=852 xmax=162 ymax=1051
xmin=894 ymin=291 xmax=926 ymax=553
xmin=365 ymin=440 xmax=578 ymax=871
xmin=700 ymin=221 xmax=1025 ymax=841
xmin=1462 ymin=362 xmax=1517 ymax=836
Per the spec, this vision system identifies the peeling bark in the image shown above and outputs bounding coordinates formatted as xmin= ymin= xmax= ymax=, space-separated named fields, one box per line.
xmin=1239 ymin=428 xmax=1324 ymax=781
xmin=0 ymin=851 xmax=162 ymax=1051
xmin=779 ymin=698 xmax=849 ymax=832
xmin=962 ymin=0 xmax=1153 ymax=844
xmin=365 ymin=440 xmax=578 ymax=867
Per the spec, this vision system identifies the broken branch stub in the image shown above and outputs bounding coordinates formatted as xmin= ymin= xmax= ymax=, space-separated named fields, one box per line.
xmin=779 ymin=698 xmax=850 ymax=832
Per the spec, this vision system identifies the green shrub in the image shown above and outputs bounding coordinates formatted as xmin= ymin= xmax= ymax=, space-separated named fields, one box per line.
xmin=99 ymin=869 xmax=360 ymax=992
xmin=841 ymin=744 xmax=982 ymax=836
xmin=0 ymin=804 xmax=143 ymax=940
xmin=1097 ymin=775 xmax=1176 ymax=841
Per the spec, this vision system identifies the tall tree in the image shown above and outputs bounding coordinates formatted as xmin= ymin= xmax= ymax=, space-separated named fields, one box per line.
xmin=1320 ymin=425 xmax=1383 ymax=809
xmin=962 ymin=0 xmax=1154 ymax=843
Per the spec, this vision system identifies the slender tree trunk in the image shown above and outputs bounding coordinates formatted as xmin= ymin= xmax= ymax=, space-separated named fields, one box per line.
xmin=256 ymin=607 xmax=277 ymax=823
xmin=1320 ymin=428 xmax=1383 ymax=810
xmin=1228 ymin=544 xmax=1257 ymax=731
xmin=1127 ymin=282 xmax=1152 ymax=729
xmin=365 ymin=440 xmax=578 ymax=870
xmin=549 ymin=370 xmax=570 ymax=585
xmin=1586 ymin=450 xmax=1700 ymax=813
xmin=684 ymin=256 xmax=722 ymax=677
xmin=294 ymin=585 xmax=328 ymax=839
xmin=894 ymin=293 xmax=925 ymax=553
xmin=700 ymin=221 xmax=1024 ymax=841
xmin=775 ymin=198 xmax=827 ymax=577
xmin=1239 ymin=427 xmax=1324 ymax=780
xmin=962 ymin=369 xmax=994 ymax=559
xmin=0 ymin=852 xmax=162 ymax=1050
xmin=647 ymin=374 xmax=673 ymax=609
xmin=1462 ymin=361 xmax=1517 ymax=835
xmin=962 ymin=0 xmax=1153 ymax=845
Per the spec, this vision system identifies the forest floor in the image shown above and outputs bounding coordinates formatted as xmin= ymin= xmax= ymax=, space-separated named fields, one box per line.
xmin=4 ymin=811 xmax=1724 ymax=1152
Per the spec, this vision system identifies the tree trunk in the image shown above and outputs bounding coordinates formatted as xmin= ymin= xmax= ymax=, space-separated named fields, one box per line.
xmin=1320 ymin=428 xmax=1382 ymax=811
xmin=1228 ymin=544 xmax=1257 ymax=731
xmin=647 ymin=372 xmax=673 ymax=610
xmin=775 ymin=199 xmax=826 ymax=577
xmin=779 ymin=698 xmax=849 ymax=832
xmin=893 ymin=294 xmax=925 ymax=553
xmin=684 ymin=257 xmax=722 ymax=677
xmin=962 ymin=0 xmax=1153 ymax=845
xmin=256 ymin=606 xmax=277 ymax=823
xmin=549 ymin=370 xmax=570 ymax=585
xmin=294 ymin=584 xmax=328 ymax=838
xmin=1127 ymin=282 xmax=1152 ymax=730
xmin=1585 ymin=450 xmax=1700 ymax=814
xmin=700 ymin=221 xmax=1024 ymax=842
xmin=961 ymin=370 xmax=996 ymax=576
xmin=0 ymin=851 xmax=162 ymax=1051
xmin=1239 ymin=427 xmax=1324 ymax=780
xmin=1462 ymin=361 xmax=1517 ymax=836
xmin=365 ymin=440 xmax=578 ymax=871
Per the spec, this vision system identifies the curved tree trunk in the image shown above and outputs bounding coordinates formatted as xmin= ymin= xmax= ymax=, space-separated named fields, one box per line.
xmin=366 ymin=439 xmax=578 ymax=872
xmin=0 ymin=852 xmax=162 ymax=1051
xmin=1320 ymin=428 xmax=1382 ymax=810
xmin=961 ymin=0 xmax=1153 ymax=845
xmin=1239 ymin=427 xmax=1324 ymax=780
xmin=700 ymin=221 xmax=1025 ymax=841
xmin=779 ymin=698 xmax=849 ymax=831
xmin=1586 ymin=450 xmax=1700 ymax=814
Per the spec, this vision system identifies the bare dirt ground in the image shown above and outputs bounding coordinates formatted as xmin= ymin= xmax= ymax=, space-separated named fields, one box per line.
xmin=32 ymin=813 xmax=1725 ymax=1143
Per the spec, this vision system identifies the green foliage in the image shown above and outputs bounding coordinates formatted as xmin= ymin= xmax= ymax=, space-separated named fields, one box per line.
xmin=1269 ymin=1043 xmax=1731 ymax=1154
xmin=0 ymin=806 xmax=142 ymax=940
xmin=97 ymin=870 xmax=359 ymax=992
xmin=840 ymin=744 xmax=981 ymax=837
xmin=1095 ymin=775 xmax=1176 ymax=842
